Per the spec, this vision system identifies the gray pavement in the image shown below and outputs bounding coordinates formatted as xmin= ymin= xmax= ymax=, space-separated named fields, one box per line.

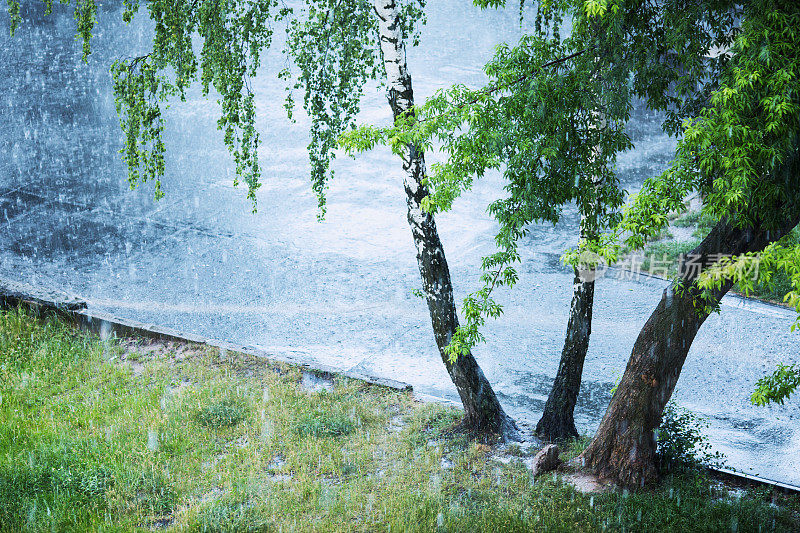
xmin=1 ymin=1 xmax=798 ymax=485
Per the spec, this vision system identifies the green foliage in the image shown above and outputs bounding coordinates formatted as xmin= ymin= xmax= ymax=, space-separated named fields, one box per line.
xmin=656 ymin=402 xmax=724 ymax=474
xmin=729 ymin=226 xmax=800 ymax=302
xmin=751 ymin=363 xmax=800 ymax=406
xmin=345 ymin=2 xmax=636 ymax=359
xmin=343 ymin=0 xmax=749 ymax=359
xmin=281 ymin=0 xmax=425 ymax=217
xmin=293 ymin=409 xmax=355 ymax=438
xmin=698 ymin=233 xmax=800 ymax=329
xmin=192 ymin=398 xmax=248 ymax=429
xmin=5 ymin=0 xmax=425 ymax=216
xmin=623 ymin=1 xmax=800 ymax=325
xmin=6 ymin=0 xmax=97 ymax=58
xmin=282 ymin=1 xmax=380 ymax=217
xmin=109 ymin=0 xmax=284 ymax=207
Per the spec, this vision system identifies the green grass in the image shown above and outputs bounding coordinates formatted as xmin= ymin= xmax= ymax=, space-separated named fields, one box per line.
xmin=635 ymin=239 xmax=701 ymax=278
xmin=667 ymin=211 xmax=799 ymax=303
xmin=0 ymin=307 xmax=798 ymax=532
xmin=631 ymin=209 xmax=798 ymax=304
xmin=192 ymin=398 xmax=249 ymax=429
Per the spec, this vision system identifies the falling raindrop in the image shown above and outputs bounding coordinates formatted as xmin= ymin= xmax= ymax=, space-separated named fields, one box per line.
xmin=430 ymin=474 xmax=441 ymax=493
xmin=436 ymin=512 xmax=444 ymax=528
xmin=99 ymin=320 xmax=112 ymax=341
xmin=147 ymin=430 xmax=159 ymax=451
xmin=261 ymin=418 xmax=274 ymax=441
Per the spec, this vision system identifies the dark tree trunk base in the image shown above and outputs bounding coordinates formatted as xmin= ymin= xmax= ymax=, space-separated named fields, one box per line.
xmin=535 ymin=409 xmax=579 ymax=442
xmin=536 ymin=270 xmax=594 ymax=442
xmin=580 ymin=208 xmax=800 ymax=488
xmin=448 ymin=349 xmax=520 ymax=442
xmin=447 ymin=410 xmax=519 ymax=444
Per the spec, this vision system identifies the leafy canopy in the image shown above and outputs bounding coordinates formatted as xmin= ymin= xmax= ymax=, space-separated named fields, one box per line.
xmin=6 ymin=0 xmax=424 ymax=215
xmin=622 ymin=2 xmax=800 ymax=326
xmin=342 ymin=0 xmax=740 ymax=359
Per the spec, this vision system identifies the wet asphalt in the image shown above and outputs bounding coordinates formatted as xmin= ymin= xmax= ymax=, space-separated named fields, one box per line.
xmin=1 ymin=1 xmax=798 ymax=485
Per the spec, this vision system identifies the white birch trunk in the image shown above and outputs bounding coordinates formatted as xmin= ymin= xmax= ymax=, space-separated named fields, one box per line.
xmin=373 ymin=0 xmax=517 ymax=438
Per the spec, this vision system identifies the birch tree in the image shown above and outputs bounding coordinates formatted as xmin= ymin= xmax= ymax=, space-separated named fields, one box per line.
xmin=345 ymin=0 xmax=800 ymax=488
xmin=343 ymin=2 xmax=631 ymax=443
xmin=5 ymin=0 xmax=518 ymax=439
xmin=370 ymin=0 xmax=517 ymax=438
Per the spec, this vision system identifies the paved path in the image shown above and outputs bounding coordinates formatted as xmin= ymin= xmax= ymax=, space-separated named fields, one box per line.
xmin=1 ymin=1 xmax=798 ymax=485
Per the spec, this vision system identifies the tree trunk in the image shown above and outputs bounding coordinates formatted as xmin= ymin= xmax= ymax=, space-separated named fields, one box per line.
xmin=373 ymin=0 xmax=517 ymax=439
xmin=580 ymin=212 xmax=800 ymax=488
xmin=537 ymin=79 xmax=605 ymax=442
xmin=536 ymin=268 xmax=595 ymax=440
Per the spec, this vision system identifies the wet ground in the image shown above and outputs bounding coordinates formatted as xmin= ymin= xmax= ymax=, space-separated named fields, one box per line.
xmin=1 ymin=2 xmax=798 ymax=485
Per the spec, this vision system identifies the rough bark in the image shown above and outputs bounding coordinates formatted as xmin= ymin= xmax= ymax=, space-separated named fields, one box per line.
xmin=536 ymin=268 xmax=595 ymax=440
xmin=373 ymin=0 xmax=517 ymax=439
xmin=580 ymin=209 xmax=800 ymax=488
xmin=537 ymin=84 xmax=604 ymax=442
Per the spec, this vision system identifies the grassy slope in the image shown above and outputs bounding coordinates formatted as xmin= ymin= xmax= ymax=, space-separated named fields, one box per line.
xmin=627 ymin=209 xmax=798 ymax=304
xmin=0 ymin=308 xmax=797 ymax=532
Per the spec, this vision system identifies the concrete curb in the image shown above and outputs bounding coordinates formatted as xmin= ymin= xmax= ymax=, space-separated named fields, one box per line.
xmin=0 ymin=278 xmax=86 ymax=315
xmin=0 ymin=278 xmax=412 ymax=392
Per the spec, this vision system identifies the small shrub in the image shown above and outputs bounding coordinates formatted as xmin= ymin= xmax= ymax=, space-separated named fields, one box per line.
xmin=672 ymin=211 xmax=701 ymax=227
xmin=192 ymin=498 xmax=272 ymax=533
xmin=656 ymin=401 xmax=724 ymax=473
xmin=293 ymin=410 xmax=355 ymax=438
xmin=134 ymin=469 xmax=178 ymax=516
xmin=641 ymin=240 xmax=700 ymax=276
xmin=193 ymin=398 xmax=248 ymax=429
